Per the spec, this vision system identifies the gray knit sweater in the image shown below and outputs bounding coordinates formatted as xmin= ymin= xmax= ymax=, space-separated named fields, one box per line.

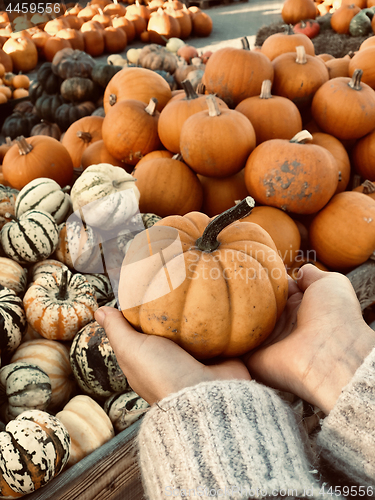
xmin=137 ymin=348 xmax=375 ymax=500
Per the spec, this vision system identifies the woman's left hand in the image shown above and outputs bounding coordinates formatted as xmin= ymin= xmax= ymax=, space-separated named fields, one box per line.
xmin=95 ymin=307 xmax=251 ymax=405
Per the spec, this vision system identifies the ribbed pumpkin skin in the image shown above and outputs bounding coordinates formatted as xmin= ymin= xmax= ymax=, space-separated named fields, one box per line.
xmin=119 ymin=213 xmax=288 ymax=359
xmin=23 ymin=271 xmax=98 ymax=341
xmin=309 ymin=191 xmax=375 ymax=270
xmin=70 ymin=321 xmax=129 ymax=399
xmin=311 ymin=75 xmax=375 ymax=140
xmin=0 ymin=410 xmax=70 ymax=496
xmin=0 ymin=362 xmax=52 ymax=422
xmin=56 ymin=395 xmax=114 ymax=467
xmin=1 ymin=210 xmax=59 ymax=264
xmin=244 ymin=138 xmax=338 ymax=214
xmin=203 ymin=48 xmax=274 ymax=108
xmin=0 ymin=258 xmax=27 ymax=295
xmin=104 ymin=390 xmax=149 ymax=433
xmin=83 ymin=274 xmax=114 ymax=306
xmin=15 ymin=178 xmax=72 ymax=225
xmin=179 ymin=107 xmax=256 ymax=178
xmin=0 ymin=286 xmax=27 ymax=361
xmin=260 ymin=32 xmax=315 ymax=62
xmin=11 ymin=339 xmax=76 ymax=411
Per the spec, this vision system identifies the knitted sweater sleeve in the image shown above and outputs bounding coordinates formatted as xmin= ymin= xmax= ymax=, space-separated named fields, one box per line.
xmin=137 ymin=379 xmax=325 ymax=499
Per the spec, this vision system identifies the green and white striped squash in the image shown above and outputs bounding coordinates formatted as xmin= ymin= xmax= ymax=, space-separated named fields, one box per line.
xmin=15 ymin=178 xmax=72 ymax=225
xmin=104 ymin=391 xmax=149 ymax=433
xmin=0 ymin=285 xmax=27 ymax=360
xmin=70 ymin=164 xmax=140 ymax=230
xmin=30 ymin=259 xmax=68 ymax=283
xmin=56 ymin=395 xmax=114 ymax=467
xmin=23 ymin=269 xmax=98 ymax=342
xmin=0 ymin=210 xmax=59 ymax=264
xmin=70 ymin=320 xmax=129 ymax=400
xmin=0 ymin=361 xmax=52 ymax=422
xmin=11 ymin=339 xmax=77 ymax=411
xmin=83 ymin=273 xmax=114 ymax=306
xmin=0 ymin=409 xmax=70 ymax=497
xmin=0 ymin=258 xmax=27 ymax=295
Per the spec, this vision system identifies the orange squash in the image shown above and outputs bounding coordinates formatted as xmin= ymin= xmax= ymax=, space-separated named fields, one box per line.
xmin=81 ymin=140 xmax=128 ymax=171
xmin=62 ymin=116 xmax=103 ymax=170
xmin=331 ymin=3 xmax=361 ymax=34
xmin=260 ymin=27 xmax=315 ymax=61
xmin=119 ymin=197 xmax=288 ymax=359
xmin=2 ymin=37 xmax=38 ymax=72
xmin=281 ymin=0 xmax=317 ymax=24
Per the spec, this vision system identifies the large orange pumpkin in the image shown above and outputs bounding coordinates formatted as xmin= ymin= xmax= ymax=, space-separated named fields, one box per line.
xmin=309 ymin=191 xmax=375 ymax=270
xmin=244 ymin=130 xmax=338 ymax=214
xmin=203 ymin=37 xmax=274 ymax=108
xmin=2 ymin=37 xmax=38 ymax=72
xmin=62 ymin=116 xmax=104 ymax=169
xmin=281 ymin=0 xmax=317 ymax=24
xmin=2 ymin=136 xmax=74 ymax=190
xmin=118 ymin=197 xmax=288 ymax=359
xmin=351 ymin=128 xmax=375 ymax=181
xmin=260 ymin=27 xmax=315 ymax=62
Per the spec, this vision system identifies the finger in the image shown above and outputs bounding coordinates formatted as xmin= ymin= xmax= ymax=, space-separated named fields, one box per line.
xmin=287 ymin=275 xmax=300 ymax=297
xmin=296 ymin=263 xmax=328 ymax=292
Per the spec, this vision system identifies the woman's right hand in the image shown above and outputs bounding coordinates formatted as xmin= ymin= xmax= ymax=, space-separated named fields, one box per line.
xmin=245 ymin=264 xmax=375 ymax=414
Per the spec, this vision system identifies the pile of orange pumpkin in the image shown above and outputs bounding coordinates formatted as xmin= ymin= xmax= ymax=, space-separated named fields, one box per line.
xmin=0 ymin=0 xmax=213 ymax=76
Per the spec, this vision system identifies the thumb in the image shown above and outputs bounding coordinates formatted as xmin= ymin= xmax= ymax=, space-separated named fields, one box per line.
xmin=296 ymin=263 xmax=327 ymax=292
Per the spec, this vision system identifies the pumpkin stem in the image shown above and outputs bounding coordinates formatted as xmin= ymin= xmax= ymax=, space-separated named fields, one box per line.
xmin=109 ymin=94 xmax=117 ymax=106
xmin=172 ymin=153 xmax=183 ymax=161
xmin=57 ymin=269 xmax=69 ymax=301
xmin=4 ymin=213 xmax=17 ymax=221
xmin=289 ymin=130 xmax=313 ymax=144
xmin=361 ymin=179 xmax=375 ymax=194
xmin=196 ymin=82 xmax=206 ymax=94
xmin=15 ymin=136 xmax=33 ymax=155
xmin=206 ymin=94 xmax=221 ymax=117
xmin=260 ymin=80 xmax=272 ymax=99
xmin=181 ymin=79 xmax=199 ymax=100
xmin=62 ymin=185 xmax=71 ymax=193
xmin=282 ymin=24 xmax=295 ymax=35
xmin=145 ymin=97 xmax=158 ymax=115
xmin=348 ymin=69 xmax=363 ymax=90
xmin=240 ymin=37 xmax=250 ymax=50
xmin=196 ymin=197 xmax=255 ymax=252
xmin=295 ymin=45 xmax=307 ymax=64
xmin=77 ymin=131 xmax=92 ymax=143
xmin=5 ymin=137 xmax=12 ymax=146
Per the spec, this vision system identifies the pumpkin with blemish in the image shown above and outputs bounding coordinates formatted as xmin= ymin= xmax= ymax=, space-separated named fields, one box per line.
xmin=244 ymin=130 xmax=338 ymax=214
xmin=0 ymin=409 xmax=70 ymax=497
xmin=70 ymin=320 xmax=129 ymax=399
xmin=23 ymin=269 xmax=98 ymax=341
xmin=119 ymin=197 xmax=288 ymax=360
xmin=0 ymin=361 xmax=52 ymax=422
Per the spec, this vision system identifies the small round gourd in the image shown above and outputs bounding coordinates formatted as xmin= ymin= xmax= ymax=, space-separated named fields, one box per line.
xmin=23 ymin=269 xmax=98 ymax=341
xmin=1 ymin=210 xmax=59 ymax=264
xmin=0 ymin=361 xmax=52 ymax=422
xmin=56 ymin=395 xmax=114 ymax=467
xmin=70 ymin=321 xmax=129 ymax=400
xmin=0 ymin=257 xmax=27 ymax=295
xmin=70 ymin=164 xmax=141 ymax=230
xmin=15 ymin=178 xmax=72 ymax=225
xmin=0 ymin=285 xmax=27 ymax=361
xmin=83 ymin=274 xmax=114 ymax=306
xmin=0 ymin=410 xmax=70 ymax=496
xmin=30 ymin=259 xmax=68 ymax=283
xmin=104 ymin=390 xmax=149 ymax=433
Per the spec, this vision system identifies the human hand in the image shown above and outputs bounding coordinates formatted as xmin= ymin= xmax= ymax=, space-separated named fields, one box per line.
xmin=245 ymin=264 xmax=375 ymax=414
xmin=94 ymin=307 xmax=251 ymax=405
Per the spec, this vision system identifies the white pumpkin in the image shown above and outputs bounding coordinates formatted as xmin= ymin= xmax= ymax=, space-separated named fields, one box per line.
xmin=56 ymin=395 xmax=115 ymax=467
xmin=0 ymin=361 xmax=52 ymax=422
xmin=104 ymin=391 xmax=149 ymax=433
xmin=15 ymin=178 xmax=72 ymax=225
xmin=1 ymin=210 xmax=59 ymax=264
xmin=70 ymin=164 xmax=141 ymax=231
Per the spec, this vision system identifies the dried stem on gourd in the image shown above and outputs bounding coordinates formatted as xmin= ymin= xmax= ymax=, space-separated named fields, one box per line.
xmin=181 ymin=79 xmax=199 ymax=100
xmin=145 ymin=98 xmax=158 ymax=116
xmin=289 ymin=130 xmax=313 ymax=144
xmin=57 ymin=269 xmax=69 ymax=301
xmin=16 ymin=136 xmax=33 ymax=155
xmin=109 ymin=94 xmax=117 ymax=106
xmin=98 ymin=7 xmax=104 ymax=14
xmin=172 ymin=153 xmax=183 ymax=161
xmin=348 ymin=69 xmax=363 ymax=90
xmin=241 ymin=37 xmax=250 ymax=50
xmin=260 ymin=80 xmax=272 ymax=99
xmin=295 ymin=45 xmax=307 ymax=64
xmin=77 ymin=131 xmax=92 ymax=143
xmin=4 ymin=213 xmax=17 ymax=222
xmin=206 ymin=94 xmax=221 ymax=117
xmin=62 ymin=186 xmax=71 ymax=193
xmin=196 ymin=82 xmax=206 ymax=94
xmin=361 ymin=180 xmax=375 ymax=194
xmin=5 ymin=137 xmax=12 ymax=146
xmin=196 ymin=197 xmax=255 ymax=252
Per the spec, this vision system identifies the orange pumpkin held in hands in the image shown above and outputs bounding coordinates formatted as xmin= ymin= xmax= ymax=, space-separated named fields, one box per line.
xmin=119 ymin=197 xmax=288 ymax=360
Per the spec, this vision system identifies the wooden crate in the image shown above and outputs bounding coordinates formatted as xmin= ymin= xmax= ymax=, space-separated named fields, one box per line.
xmin=24 ymin=419 xmax=144 ymax=500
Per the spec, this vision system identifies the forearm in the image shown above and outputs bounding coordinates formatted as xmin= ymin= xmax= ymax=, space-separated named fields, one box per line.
xmin=137 ymin=379 xmax=326 ymax=500
xmin=317 ymin=345 xmax=375 ymax=489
